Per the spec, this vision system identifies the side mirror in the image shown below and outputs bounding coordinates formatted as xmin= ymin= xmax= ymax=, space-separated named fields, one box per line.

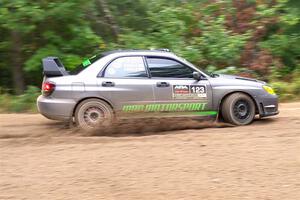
xmin=193 ymin=71 xmax=201 ymax=81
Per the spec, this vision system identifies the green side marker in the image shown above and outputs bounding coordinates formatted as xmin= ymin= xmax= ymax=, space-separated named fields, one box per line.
xmin=82 ymin=59 xmax=91 ymax=67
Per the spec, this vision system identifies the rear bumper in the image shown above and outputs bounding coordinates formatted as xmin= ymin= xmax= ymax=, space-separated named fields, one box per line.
xmin=37 ymin=95 xmax=76 ymax=121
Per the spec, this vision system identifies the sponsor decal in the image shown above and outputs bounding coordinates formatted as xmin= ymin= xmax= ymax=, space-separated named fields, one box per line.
xmin=82 ymin=58 xmax=91 ymax=67
xmin=82 ymin=55 xmax=97 ymax=67
xmin=172 ymin=85 xmax=207 ymax=99
xmin=173 ymin=85 xmax=189 ymax=94
xmin=123 ymin=102 xmax=207 ymax=112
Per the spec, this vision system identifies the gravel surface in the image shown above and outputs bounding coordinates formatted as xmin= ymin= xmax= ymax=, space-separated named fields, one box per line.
xmin=0 ymin=102 xmax=300 ymax=200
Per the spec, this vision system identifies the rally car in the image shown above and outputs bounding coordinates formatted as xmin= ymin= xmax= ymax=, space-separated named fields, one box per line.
xmin=37 ymin=49 xmax=279 ymax=129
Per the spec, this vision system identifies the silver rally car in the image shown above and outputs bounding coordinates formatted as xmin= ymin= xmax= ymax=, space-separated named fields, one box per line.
xmin=37 ymin=49 xmax=279 ymax=129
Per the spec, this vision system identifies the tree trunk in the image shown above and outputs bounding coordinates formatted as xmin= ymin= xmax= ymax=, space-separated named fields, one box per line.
xmin=10 ymin=31 xmax=25 ymax=94
xmin=97 ymin=0 xmax=120 ymax=40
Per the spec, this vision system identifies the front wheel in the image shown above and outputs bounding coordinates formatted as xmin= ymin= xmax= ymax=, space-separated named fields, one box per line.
xmin=221 ymin=93 xmax=256 ymax=125
xmin=75 ymin=98 xmax=114 ymax=130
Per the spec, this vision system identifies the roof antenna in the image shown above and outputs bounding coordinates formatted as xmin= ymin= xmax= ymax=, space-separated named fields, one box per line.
xmin=156 ymin=48 xmax=171 ymax=52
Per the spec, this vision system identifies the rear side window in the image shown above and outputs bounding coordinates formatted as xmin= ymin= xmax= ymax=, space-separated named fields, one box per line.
xmin=146 ymin=57 xmax=194 ymax=78
xmin=104 ymin=57 xmax=147 ymax=78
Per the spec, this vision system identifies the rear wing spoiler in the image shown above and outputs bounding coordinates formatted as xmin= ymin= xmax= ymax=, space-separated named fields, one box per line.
xmin=42 ymin=57 xmax=69 ymax=77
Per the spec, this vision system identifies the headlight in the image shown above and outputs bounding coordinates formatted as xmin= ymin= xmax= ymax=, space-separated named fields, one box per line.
xmin=263 ymin=85 xmax=276 ymax=95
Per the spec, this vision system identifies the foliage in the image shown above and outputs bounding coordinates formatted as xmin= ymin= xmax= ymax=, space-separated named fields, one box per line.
xmin=270 ymin=69 xmax=300 ymax=101
xmin=0 ymin=0 xmax=299 ymax=98
xmin=0 ymin=0 xmax=104 ymax=89
xmin=117 ymin=5 xmax=249 ymax=69
xmin=0 ymin=86 xmax=40 ymax=113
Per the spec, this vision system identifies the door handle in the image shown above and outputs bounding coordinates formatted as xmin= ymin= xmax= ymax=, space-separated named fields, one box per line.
xmin=156 ymin=82 xmax=170 ymax=87
xmin=102 ymin=81 xmax=115 ymax=87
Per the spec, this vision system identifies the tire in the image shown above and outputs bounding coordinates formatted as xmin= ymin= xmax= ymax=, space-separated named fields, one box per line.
xmin=221 ymin=93 xmax=256 ymax=125
xmin=75 ymin=98 xmax=114 ymax=130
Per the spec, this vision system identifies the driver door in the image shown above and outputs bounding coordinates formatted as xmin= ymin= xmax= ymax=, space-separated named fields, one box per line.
xmin=145 ymin=57 xmax=213 ymax=114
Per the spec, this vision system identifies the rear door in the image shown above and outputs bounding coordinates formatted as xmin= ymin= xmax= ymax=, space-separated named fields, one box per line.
xmin=98 ymin=56 xmax=155 ymax=114
xmin=145 ymin=57 xmax=214 ymax=115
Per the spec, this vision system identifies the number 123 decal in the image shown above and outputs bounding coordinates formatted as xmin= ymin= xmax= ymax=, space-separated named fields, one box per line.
xmin=173 ymin=85 xmax=207 ymax=99
xmin=190 ymin=85 xmax=206 ymax=94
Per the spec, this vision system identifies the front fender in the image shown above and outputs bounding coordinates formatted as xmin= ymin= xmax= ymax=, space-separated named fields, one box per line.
xmin=212 ymin=86 xmax=265 ymax=114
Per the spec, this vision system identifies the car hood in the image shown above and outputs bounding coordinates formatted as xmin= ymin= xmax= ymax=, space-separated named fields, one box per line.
xmin=216 ymin=74 xmax=266 ymax=85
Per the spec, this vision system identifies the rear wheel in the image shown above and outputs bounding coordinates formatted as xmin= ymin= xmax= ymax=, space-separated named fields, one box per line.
xmin=221 ymin=93 xmax=256 ymax=125
xmin=75 ymin=98 xmax=114 ymax=130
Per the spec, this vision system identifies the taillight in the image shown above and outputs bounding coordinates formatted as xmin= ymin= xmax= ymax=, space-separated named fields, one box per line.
xmin=42 ymin=82 xmax=55 ymax=96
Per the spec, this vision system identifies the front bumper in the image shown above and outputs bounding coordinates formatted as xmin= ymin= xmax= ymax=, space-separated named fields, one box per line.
xmin=257 ymin=95 xmax=279 ymax=118
xmin=37 ymin=95 xmax=76 ymax=121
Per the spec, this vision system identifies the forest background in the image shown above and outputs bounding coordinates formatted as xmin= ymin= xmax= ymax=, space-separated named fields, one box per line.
xmin=0 ymin=0 xmax=299 ymax=112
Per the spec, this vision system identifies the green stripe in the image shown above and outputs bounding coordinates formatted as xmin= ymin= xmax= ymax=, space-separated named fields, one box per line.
xmin=175 ymin=111 xmax=218 ymax=116
xmin=190 ymin=111 xmax=218 ymax=116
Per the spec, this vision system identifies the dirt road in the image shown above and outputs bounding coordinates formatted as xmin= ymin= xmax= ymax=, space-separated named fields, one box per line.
xmin=0 ymin=102 xmax=300 ymax=200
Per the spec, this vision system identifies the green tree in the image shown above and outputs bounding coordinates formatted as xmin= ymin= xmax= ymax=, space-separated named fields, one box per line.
xmin=0 ymin=0 xmax=104 ymax=93
xmin=0 ymin=0 xmax=299 ymax=94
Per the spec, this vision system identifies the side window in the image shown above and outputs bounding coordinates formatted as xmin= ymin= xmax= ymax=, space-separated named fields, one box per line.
xmin=104 ymin=57 xmax=147 ymax=78
xmin=146 ymin=57 xmax=194 ymax=78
